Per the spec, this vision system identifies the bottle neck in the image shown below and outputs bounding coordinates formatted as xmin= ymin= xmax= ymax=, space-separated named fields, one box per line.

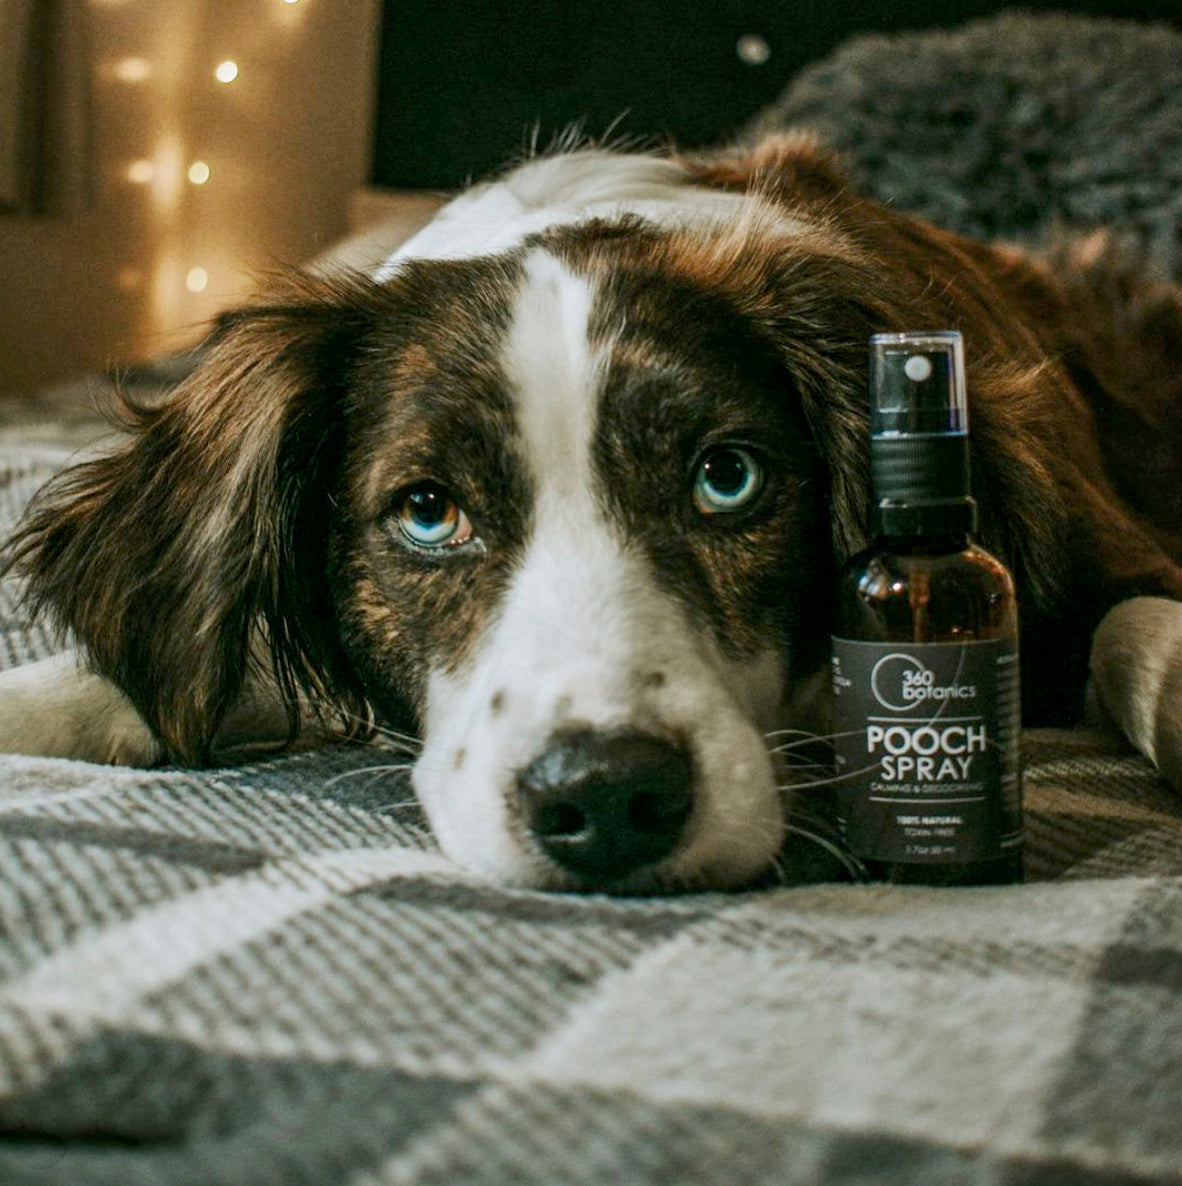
xmin=869 ymin=498 xmax=977 ymax=540
xmin=869 ymin=430 xmax=975 ymax=540
xmin=871 ymin=531 xmax=971 ymax=556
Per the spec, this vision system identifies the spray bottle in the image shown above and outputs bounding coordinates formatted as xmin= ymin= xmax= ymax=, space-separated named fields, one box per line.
xmin=830 ymin=331 xmax=1023 ymax=885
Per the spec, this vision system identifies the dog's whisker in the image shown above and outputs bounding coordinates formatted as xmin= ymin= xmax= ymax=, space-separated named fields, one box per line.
xmin=776 ymin=747 xmax=830 ymax=761
xmin=304 ymin=699 xmax=424 ymax=754
xmin=771 ymin=749 xmax=831 ymax=766
xmin=323 ymin=763 xmax=415 ymax=789
xmin=768 ymin=728 xmax=866 ymax=754
xmin=346 ymin=718 xmax=423 ymax=751
xmin=774 ymin=761 xmax=881 ymax=790
xmin=371 ymin=726 xmax=423 ymax=751
xmin=763 ymin=726 xmax=828 ymax=743
xmin=330 ymin=734 xmax=421 ymax=762
xmin=765 ymin=853 xmax=790 ymax=886
xmin=776 ymin=761 xmax=830 ymax=774
xmin=328 ymin=727 xmax=419 ymax=751
xmin=781 ymin=818 xmax=868 ymax=881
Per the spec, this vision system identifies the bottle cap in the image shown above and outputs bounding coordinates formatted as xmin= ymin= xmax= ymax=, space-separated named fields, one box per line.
xmin=868 ymin=331 xmax=977 ymax=537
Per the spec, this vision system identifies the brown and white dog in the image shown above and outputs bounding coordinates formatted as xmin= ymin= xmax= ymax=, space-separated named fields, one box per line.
xmin=2 ymin=134 xmax=1181 ymax=891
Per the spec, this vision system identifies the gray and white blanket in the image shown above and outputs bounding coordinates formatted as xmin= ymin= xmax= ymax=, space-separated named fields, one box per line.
xmin=4 ymin=12 xmax=1182 ymax=1183
xmin=3 ymin=447 xmax=1182 ymax=1186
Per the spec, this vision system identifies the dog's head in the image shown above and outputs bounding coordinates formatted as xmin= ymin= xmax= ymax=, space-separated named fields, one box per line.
xmin=10 ymin=136 xmax=1067 ymax=890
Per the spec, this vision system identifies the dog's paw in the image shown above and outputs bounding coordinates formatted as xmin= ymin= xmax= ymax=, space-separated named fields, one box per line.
xmin=1089 ymin=597 xmax=1182 ymax=791
xmin=0 ymin=651 xmax=164 ymax=767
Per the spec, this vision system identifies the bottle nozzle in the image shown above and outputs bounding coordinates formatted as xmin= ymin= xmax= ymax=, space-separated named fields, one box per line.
xmin=870 ymin=331 xmax=967 ymax=439
xmin=868 ymin=331 xmax=975 ymax=537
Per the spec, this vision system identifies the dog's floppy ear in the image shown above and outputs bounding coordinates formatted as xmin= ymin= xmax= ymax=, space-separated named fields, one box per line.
xmin=677 ymin=131 xmax=1070 ymax=601
xmin=745 ymin=221 xmax=1069 ymax=604
xmin=5 ymin=273 xmax=381 ymax=763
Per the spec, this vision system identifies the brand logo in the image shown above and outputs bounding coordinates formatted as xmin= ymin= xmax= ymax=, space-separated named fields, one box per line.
xmin=869 ymin=653 xmax=977 ymax=712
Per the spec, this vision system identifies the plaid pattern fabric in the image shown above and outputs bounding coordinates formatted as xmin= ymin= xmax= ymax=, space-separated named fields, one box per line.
xmin=4 ymin=442 xmax=1182 ymax=1186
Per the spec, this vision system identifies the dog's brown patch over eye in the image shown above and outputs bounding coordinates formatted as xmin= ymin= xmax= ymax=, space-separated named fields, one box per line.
xmin=586 ymin=243 xmax=829 ymax=673
xmin=330 ymin=254 xmax=536 ymax=718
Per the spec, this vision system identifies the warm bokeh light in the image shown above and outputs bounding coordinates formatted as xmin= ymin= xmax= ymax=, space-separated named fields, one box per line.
xmin=735 ymin=34 xmax=771 ymax=66
xmin=124 ymin=159 xmax=155 ymax=184
xmin=1 ymin=0 xmax=373 ymax=395
xmin=110 ymin=57 xmax=153 ymax=83
xmin=149 ymin=136 xmax=186 ymax=216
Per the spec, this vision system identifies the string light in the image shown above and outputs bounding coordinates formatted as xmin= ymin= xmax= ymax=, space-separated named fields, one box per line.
xmin=110 ymin=57 xmax=153 ymax=83
xmin=124 ymin=159 xmax=155 ymax=184
xmin=111 ymin=9 xmax=326 ymax=333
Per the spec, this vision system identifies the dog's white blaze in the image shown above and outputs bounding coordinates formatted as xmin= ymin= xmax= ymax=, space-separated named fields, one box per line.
xmin=413 ymin=250 xmax=785 ymax=887
xmin=502 ymin=251 xmax=601 ymax=507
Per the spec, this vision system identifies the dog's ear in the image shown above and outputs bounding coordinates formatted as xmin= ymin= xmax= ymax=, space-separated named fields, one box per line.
xmin=673 ymin=133 xmax=1071 ymax=598
xmin=5 ymin=273 xmax=382 ymax=763
xmin=742 ymin=219 xmax=1070 ymax=602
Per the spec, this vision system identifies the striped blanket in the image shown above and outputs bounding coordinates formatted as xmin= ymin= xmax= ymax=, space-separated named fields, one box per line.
xmin=3 ymin=433 xmax=1182 ymax=1186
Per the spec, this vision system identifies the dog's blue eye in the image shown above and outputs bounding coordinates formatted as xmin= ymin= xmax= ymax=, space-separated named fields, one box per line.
xmin=693 ymin=447 xmax=764 ymax=515
xmin=395 ymin=484 xmax=475 ymax=548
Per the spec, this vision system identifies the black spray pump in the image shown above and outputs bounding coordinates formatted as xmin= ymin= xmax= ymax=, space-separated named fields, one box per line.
xmin=830 ymin=331 xmax=1024 ymax=886
xmin=869 ymin=331 xmax=975 ymax=539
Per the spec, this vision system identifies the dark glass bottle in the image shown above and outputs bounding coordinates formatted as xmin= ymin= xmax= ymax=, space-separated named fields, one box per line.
xmin=831 ymin=332 xmax=1023 ymax=886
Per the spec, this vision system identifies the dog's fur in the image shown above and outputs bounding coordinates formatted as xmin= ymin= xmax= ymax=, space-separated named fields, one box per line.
xmin=2 ymin=134 xmax=1182 ymax=890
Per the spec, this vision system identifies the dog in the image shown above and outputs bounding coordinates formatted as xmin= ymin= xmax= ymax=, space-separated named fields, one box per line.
xmin=2 ymin=133 xmax=1181 ymax=891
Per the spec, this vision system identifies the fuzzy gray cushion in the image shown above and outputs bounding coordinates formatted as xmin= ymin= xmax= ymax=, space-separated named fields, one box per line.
xmin=746 ymin=11 xmax=1182 ymax=272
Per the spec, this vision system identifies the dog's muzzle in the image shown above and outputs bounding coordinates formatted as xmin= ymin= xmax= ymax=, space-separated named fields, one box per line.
xmin=516 ymin=729 xmax=694 ymax=883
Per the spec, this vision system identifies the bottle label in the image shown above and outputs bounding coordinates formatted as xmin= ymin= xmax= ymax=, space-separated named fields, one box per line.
xmin=830 ymin=637 xmax=1022 ymax=864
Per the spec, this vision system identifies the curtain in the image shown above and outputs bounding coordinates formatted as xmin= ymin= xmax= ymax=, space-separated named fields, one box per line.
xmin=0 ymin=0 xmax=91 ymax=215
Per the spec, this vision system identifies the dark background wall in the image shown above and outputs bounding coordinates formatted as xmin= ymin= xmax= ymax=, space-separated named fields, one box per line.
xmin=371 ymin=1 xmax=1182 ymax=190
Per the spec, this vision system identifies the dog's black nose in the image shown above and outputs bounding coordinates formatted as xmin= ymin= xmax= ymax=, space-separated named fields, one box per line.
xmin=517 ymin=730 xmax=694 ymax=883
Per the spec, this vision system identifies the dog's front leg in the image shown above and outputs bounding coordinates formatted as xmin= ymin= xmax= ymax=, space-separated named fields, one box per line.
xmin=0 ymin=648 xmax=307 ymax=766
xmin=0 ymin=650 xmax=164 ymax=766
xmin=1088 ymin=597 xmax=1182 ymax=791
